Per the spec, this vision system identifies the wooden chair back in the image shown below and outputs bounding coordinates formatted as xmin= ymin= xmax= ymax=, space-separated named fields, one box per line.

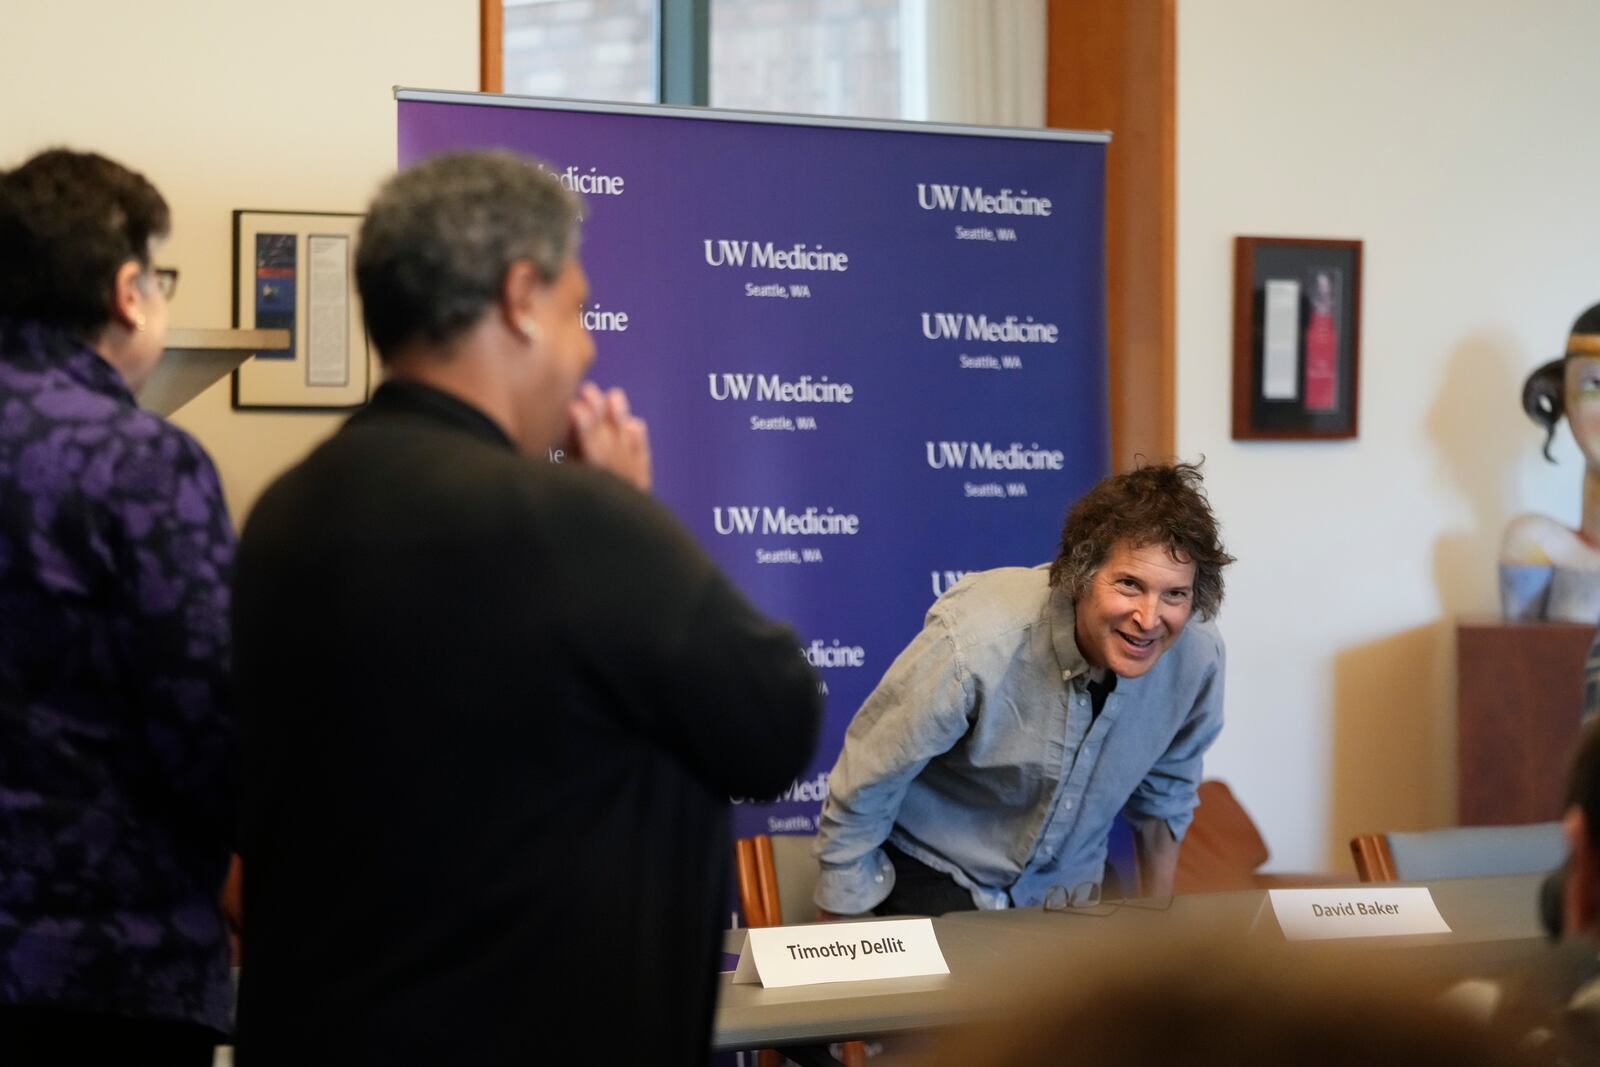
xmin=1352 ymin=822 xmax=1563 ymax=883
xmin=223 ymin=853 xmax=244 ymax=965
xmin=735 ymin=835 xmax=781 ymax=928
xmin=1350 ymin=834 xmax=1398 ymax=882
xmin=1174 ymin=780 xmax=1271 ymax=893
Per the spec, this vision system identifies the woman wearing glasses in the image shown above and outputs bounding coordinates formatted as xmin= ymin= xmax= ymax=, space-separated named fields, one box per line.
xmin=0 ymin=149 xmax=234 ymax=1064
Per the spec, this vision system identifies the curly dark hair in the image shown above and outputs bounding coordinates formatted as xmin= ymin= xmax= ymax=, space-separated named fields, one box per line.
xmin=356 ymin=150 xmax=581 ymax=359
xmin=1522 ymin=301 xmax=1600 ymax=462
xmin=1048 ymin=461 xmax=1233 ymax=620
xmin=1522 ymin=358 xmax=1567 ymax=462
xmin=0 ymin=148 xmax=170 ymax=337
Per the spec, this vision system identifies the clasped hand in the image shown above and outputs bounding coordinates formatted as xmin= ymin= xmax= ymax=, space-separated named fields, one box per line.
xmin=568 ymin=382 xmax=652 ymax=492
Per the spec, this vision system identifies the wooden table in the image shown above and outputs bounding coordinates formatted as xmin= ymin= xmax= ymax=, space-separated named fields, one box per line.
xmin=713 ymin=874 xmax=1548 ymax=1057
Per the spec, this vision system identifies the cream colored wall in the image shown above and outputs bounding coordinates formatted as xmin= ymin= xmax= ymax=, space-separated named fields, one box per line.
xmin=1 ymin=1 xmax=477 ymax=522
xmin=1178 ymin=0 xmax=1600 ymax=869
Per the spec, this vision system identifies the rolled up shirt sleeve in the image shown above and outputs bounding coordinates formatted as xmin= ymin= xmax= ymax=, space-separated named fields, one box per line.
xmin=813 ymin=608 xmax=975 ymax=914
xmin=1121 ymin=640 xmax=1225 ymax=842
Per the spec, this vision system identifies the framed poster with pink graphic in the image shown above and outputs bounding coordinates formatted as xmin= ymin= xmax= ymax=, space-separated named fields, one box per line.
xmin=1231 ymin=236 xmax=1362 ymax=440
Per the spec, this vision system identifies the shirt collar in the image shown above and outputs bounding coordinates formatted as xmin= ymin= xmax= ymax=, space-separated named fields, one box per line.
xmin=0 ymin=319 xmax=137 ymax=406
xmin=1048 ymin=584 xmax=1094 ymax=682
xmin=359 ymin=378 xmax=518 ymax=452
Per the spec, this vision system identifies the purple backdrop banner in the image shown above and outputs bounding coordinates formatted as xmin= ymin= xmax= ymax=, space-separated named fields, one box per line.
xmin=395 ymin=90 xmax=1112 ymax=871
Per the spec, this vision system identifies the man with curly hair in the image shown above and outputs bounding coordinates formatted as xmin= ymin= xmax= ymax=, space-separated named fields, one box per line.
xmin=814 ymin=462 xmax=1234 ymax=915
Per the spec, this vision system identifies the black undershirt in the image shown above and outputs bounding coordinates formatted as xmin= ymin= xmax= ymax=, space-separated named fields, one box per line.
xmin=1087 ymin=672 xmax=1118 ymax=719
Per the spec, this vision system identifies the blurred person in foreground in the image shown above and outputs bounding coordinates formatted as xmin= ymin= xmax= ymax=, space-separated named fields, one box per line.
xmin=0 ymin=150 xmax=235 ymax=1063
xmin=815 ymin=463 xmax=1232 ymax=916
xmin=1458 ymin=716 xmax=1600 ymax=1065
xmin=231 ymin=150 xmax=821 ymax=1066
xmin=923 ymin=936 xmax=1516 ymax=1067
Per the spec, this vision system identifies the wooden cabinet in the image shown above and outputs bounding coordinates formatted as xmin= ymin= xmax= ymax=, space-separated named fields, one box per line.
xmin=1457 ymin=619 xmax=1591 ymax=824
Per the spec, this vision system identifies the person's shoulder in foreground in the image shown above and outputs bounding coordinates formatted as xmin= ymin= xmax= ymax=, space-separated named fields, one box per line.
xmin=1469 ymin=716 xmax=1600 ymax=1066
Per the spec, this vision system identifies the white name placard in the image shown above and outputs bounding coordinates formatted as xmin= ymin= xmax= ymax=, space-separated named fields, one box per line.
xmin=732 ymin=918 xmax=949 ymax=988
xmin=1266 ymin=887 xmax=1452 ymax=941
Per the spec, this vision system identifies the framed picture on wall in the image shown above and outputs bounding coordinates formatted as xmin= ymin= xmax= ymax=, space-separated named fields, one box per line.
xmin=1231 ymin=236 xmax=1363 ymax=440
xmin=231 ymin=210 xmax=373 ymax=411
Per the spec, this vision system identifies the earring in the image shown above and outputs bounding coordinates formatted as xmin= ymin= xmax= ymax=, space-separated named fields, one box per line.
xmin=518 ymin=318 xmax=542 ymax=345
xmin=132 ymin=312 xmax=147 ymax=332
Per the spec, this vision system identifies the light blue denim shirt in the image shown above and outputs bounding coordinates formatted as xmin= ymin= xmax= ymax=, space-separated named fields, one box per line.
xmin=813 ymin=564 xmax=1224 ymax=913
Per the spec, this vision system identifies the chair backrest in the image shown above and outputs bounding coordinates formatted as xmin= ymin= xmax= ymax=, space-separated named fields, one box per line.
xmin=768 ymin=833 xmax=823 ymax=925
xmin=734 ymin=835 xmax=779 ymax=927
xmin=1174 ymin=779 xmax=1272 ymax=894
xmin=1352 ymin=822 xmax=1565 ymax=883
xmin=734 ymin=833 xmax=822 ymax=927
xmin=1350 ymin=834 xmax=1397 ymax=882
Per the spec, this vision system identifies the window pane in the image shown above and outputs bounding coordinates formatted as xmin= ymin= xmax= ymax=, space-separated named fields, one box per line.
xmin=710 ymin=0 xmax=901 ymax=119
xmin=504 ymin=0 xmax=657 ymax=103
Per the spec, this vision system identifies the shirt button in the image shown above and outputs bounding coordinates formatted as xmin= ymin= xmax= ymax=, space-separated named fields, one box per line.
xmin=1064 ymin=799 xmax=1074 ymax=810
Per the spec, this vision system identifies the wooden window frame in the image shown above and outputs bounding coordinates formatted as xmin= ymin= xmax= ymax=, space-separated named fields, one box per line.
xmin=481 ymin=0 xmax=708 ymax=104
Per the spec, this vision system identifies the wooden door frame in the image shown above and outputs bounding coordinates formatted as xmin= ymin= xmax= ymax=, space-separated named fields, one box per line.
xmin=481 ymin=0 xmax=503 ymax=93
xmin=1047 ymin=0 xmax=1176 ymax=470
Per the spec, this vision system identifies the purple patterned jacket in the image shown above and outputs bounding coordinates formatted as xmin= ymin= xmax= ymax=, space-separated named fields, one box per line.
xmin=0 ymin=319 xmax=236 ymax=1032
